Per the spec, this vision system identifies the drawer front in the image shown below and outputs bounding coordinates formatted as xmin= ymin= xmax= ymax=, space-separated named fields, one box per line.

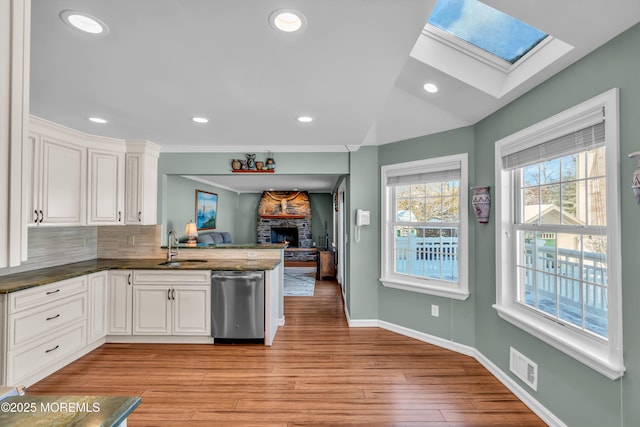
xmin=133 ymin=270 xmax=210 ymax=285
xmin=9 ymin=294 xmax=87 ymax=350
xmin=7 ymin=323 xmax=86 ymax=385
xmin=9 ymin=276 xmax=87 ymax=313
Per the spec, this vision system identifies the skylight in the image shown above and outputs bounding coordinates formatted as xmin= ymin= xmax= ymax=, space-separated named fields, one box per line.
xmin=428 ymin=0 xmax=547 ymax=64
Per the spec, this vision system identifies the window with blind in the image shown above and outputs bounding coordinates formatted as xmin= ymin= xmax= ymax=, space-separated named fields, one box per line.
xmin=494 ymin=89 xmax=624 ymax=379
xmin=380 ymin=153 xmax=469 ymax=300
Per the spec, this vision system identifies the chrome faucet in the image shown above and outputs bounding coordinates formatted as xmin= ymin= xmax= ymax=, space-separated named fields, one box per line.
xmin=167 ymin=229 xmax=178 ymax=261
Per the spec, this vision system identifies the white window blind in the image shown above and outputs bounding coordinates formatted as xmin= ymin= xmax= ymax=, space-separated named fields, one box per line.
xmin=502 ymin=120 xmax=605 ymax=171
xmin=386 ymin=161 xmax=461 ymax=186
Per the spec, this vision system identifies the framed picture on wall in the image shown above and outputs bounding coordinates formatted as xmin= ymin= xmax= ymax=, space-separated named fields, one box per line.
xmin=195 ymin=190 xmax=218 ymax=229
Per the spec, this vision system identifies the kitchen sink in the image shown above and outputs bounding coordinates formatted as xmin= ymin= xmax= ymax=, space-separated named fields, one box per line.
xmin=158 ymin=259 xmax=208 ymax=267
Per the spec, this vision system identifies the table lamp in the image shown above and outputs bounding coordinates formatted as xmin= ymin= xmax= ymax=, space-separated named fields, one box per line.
xmin=185 ymin=221 xmax=198 ymax=246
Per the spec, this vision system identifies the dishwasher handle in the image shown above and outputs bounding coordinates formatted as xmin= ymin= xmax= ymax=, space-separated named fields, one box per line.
xmin=212 ymin=271 xmax=263 ymax=281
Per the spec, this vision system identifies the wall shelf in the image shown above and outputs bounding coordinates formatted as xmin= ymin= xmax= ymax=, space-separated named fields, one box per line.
xmin=231 ymin=169 xmax=275 ymax=173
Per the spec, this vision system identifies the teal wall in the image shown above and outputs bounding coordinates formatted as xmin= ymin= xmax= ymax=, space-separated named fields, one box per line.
xmin=309 ymin=193 xmax=334 ymax=248
xmin=471 ymin=22 xmax=640 ymax=427
xmin=345 ymin=147 xmax=380 ymax=319
xmin=165 ymin=175 xmax=240 ymax=240
xmin=371 ymin=22 xmax=640 ymax=426
xmin=377 ymin=127 xmax=476 ymax=346
xmin=157 ymin=152 xmax=349 ymax=244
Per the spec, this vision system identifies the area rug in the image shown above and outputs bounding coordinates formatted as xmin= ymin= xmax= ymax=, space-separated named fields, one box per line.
xmin=283 ymin=267 xmax=316 ymax=296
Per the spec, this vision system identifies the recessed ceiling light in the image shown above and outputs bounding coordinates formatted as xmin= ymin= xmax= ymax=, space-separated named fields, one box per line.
xmin=269 ymin=9 xmax=307 ymax=33
xmin=60 ymin=10 xmax=109 ymax=35
xmin=191 ymin=117 xmax=209 ymax=124
xmin=423 ymin=83 xmax=439 ymax=93
xmin=296 ymin=116 xmax=313 ymax=123
xmin=88 ymin=117 xmax=108 ymax=124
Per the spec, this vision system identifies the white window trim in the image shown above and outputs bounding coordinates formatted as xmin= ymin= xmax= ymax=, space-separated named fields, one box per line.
xmin=494 ymin=88 xmax=624 ymax=379
xmin=380 ymin=153 xmax=469 ymax=301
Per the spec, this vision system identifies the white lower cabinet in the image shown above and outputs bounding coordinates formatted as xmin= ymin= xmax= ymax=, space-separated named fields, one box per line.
xmin=0 ymin=269 xmax=212 ymax=387
xmin=107 ymin=270 xmax=133 ymax=335
xmin=4 ymin=276 xmax=89 ymax=387
xmin=88 ymin=271 xmax=108 ymax=342
xmin=132 ymin=270 xmax=211 ymax=336
xmin=133 ymin=285 xmax=171 ymax=335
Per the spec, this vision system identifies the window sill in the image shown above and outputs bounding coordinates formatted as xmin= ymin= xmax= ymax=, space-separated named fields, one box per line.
xmin=493 ymin=303 xmax=625 ymax=380
xmin=380 ymin=276 xmax=469 ymax=301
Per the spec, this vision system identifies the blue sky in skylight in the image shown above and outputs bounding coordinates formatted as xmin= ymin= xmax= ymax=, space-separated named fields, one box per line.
xmin=428 ymin=0 xmax=547 ymax=64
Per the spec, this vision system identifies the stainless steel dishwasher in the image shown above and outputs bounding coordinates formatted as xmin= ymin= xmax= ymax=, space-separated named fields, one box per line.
xmin=211 ymin=271 xmax=264 ymax=343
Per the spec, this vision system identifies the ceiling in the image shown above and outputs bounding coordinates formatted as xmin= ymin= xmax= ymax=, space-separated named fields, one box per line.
xmin=29 ymin=0 xmax=640 ymax=192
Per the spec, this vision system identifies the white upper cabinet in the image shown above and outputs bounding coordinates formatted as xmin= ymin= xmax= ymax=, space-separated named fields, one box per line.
xmin=27 ymin=130 xmax=86 ymax=226
xmin=26 ymin=117 xmax=159 ymax=228
xmin=125 ymin=141 xmax=160 ymax=225
xmin=87 ymin=148 xmax=125 ymax=225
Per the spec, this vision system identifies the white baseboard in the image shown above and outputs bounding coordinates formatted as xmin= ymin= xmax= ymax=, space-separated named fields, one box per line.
xmin=474 ymin=350 xmax=566 ymax=427
xmin=346 ymin=317 xmax=565 ymax=427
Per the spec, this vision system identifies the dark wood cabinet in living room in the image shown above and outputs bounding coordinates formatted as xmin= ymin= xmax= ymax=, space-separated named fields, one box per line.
xmin=317 ymin=250 xmax=336 ymax=280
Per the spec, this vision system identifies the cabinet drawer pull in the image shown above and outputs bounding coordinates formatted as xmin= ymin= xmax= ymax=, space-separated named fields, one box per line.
xmin=45 ymin=345 xmax=60 ymax=353
xmin=46 ymin=313 xmax=60 ymax=321
xmin=46 ymin=289 xmax=60 ymax=295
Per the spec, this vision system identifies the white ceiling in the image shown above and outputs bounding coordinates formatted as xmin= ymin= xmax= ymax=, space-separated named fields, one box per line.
xmin=29 ymin=0 xmax=640 ymax=192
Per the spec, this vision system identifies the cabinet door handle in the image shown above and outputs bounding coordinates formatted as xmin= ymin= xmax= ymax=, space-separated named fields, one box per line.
xmin=46 ymin=289 xmax=60 ymax=295
xmin=38 ymin=210 xmax=44 ymax=223
xmin=138 ymin=211 xmax=142 ymax=222
xmin=168 ymin=289 xmax=171 ymax=300
xmin=172 ymin=289 xmax=175 ymax=300
xmin=45 ymin=345 xmax=60 ymax=353
xmin=46 ymin=314 xmax=60 ymax=321
xmin=34 ymin=210 xmax=39 ymax=222
xmin=118 ymin=211 xmax=122 ymax=222
xmin=128 ymin=274 xmax=132 ymax=285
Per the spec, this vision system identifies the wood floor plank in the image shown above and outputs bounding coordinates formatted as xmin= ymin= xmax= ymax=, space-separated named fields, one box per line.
xmin=26 ymin=278 xmax=545 ymax=426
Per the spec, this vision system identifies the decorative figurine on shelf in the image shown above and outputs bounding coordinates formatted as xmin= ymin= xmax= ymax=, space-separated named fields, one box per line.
xmin=266 ymin=157 xmax=276 ymax=170
xmin=231 ymin=159 xmax=241 ymax=170
xmin=246 ymin=153 xmax=256 ymax=170
xmin=239 ymin=160 xmax=247 ymax=170
xmin=255 ymin=160 xmax=264 ymax=170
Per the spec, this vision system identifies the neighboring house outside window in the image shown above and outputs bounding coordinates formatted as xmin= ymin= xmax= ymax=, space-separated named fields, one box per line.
xmin=380 ymin=153 xmax=469 ymax=300
xmin=494 ymin=89 xmax=624 ymax=379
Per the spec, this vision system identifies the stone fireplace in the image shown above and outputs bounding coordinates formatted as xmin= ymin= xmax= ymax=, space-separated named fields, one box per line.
xmin=257 ymin=191 xmax=315 ymax=261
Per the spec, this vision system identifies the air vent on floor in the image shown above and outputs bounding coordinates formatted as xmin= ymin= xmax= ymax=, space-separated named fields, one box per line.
xmin=509 ymin=347 xmax=538 ymax=391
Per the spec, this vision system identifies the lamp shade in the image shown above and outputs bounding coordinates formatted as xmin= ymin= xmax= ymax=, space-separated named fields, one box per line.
xmin=185 ymin=222 xmax=198 ymax=237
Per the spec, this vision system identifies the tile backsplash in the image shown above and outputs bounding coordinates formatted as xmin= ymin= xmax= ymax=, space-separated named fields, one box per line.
xmin=0 ymin=226 xmax=97 ymax=276
xmin=97 ymin=224 xmax=164 ymax=259
xmin=0 ymin=224 xmax=164 ymax=276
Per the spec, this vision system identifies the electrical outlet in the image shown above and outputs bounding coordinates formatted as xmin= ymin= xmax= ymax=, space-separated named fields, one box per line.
xmin=431 ymin=304 xmax=439 ymax=317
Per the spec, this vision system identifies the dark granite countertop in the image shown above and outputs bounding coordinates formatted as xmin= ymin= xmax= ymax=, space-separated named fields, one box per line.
xmin=0 ymin=258 xmax=281 ymax=294
xmin=166 ymin=243 xmax=286 ymax=249
xmin=0 ymin=395 xmax=141 ymax=426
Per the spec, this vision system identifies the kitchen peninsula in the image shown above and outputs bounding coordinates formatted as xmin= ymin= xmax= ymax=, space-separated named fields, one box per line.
xmin=0 ymin=242 xmax=285 ymax=388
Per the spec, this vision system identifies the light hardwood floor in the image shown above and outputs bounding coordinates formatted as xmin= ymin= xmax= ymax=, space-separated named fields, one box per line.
xmin=27 ymin=278 xmax=545 ymax=426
